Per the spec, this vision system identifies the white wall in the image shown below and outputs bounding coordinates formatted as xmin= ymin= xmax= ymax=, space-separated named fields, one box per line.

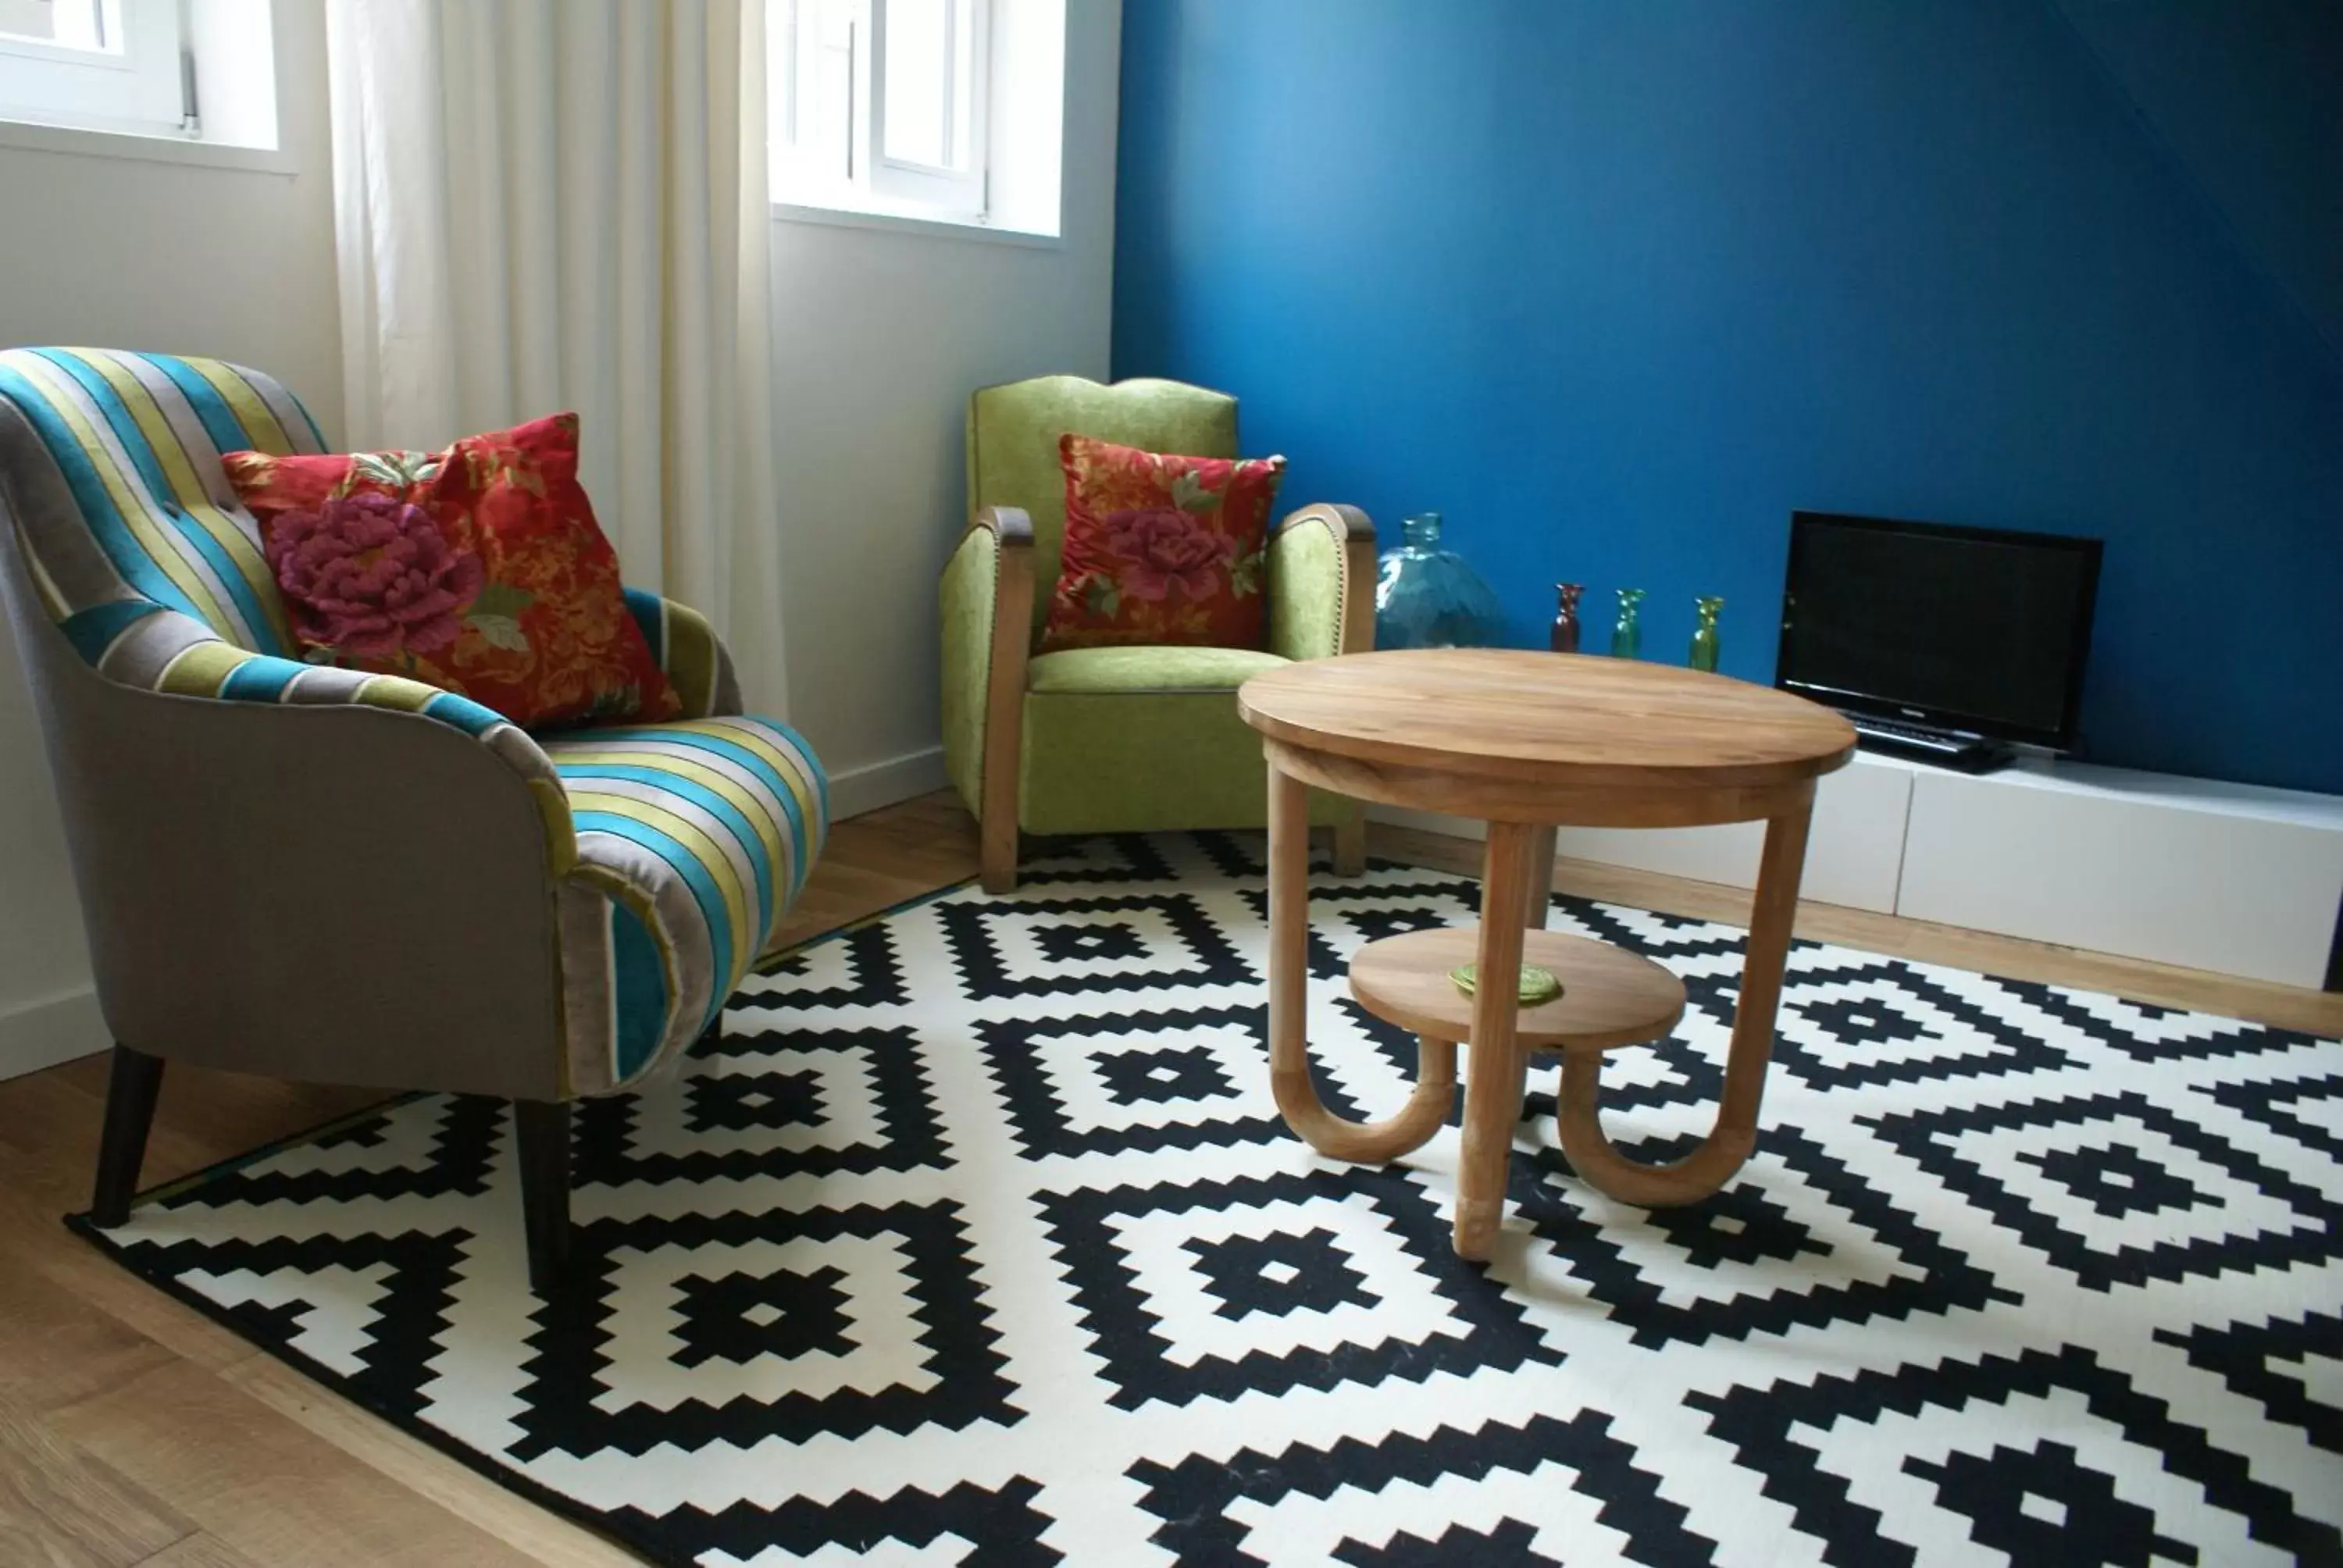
xmin=0 ymin=1 xmax=341 ymax=1078
xmin=769 ymin=0 xmax=1121 ymax=815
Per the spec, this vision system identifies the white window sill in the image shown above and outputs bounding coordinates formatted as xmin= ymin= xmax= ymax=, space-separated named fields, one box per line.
xmin=771 ymin=198 xmax=1061 ymax=251
xmin=0 ymin=116 xmax=294 ymax=173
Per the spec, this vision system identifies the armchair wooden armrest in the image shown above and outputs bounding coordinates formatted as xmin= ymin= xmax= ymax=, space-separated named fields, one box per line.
xmin=940 ymin=504 xmax=1035 ymax=893
xmin=1271 ymin=502 xmax=1378 ymax=658
xmin=1267 ymin=503 xmax=1378 ymax=874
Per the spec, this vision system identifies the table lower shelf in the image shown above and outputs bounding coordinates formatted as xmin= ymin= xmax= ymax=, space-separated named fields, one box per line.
xmin=1348 ymin=925 xmax=1687 ymax=1052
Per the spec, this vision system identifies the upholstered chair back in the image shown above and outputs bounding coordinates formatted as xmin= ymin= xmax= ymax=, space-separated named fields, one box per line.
xmin=965 ymin=375 xmax=1239 ymax=643
xmin=0 ymin=347 xmax=323 ymax=660
xmin=0 ymin=347 xmax=520 ymax=739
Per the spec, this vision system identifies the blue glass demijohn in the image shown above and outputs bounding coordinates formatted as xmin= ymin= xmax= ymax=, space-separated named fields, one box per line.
xmin=1373 ymin=512 xmax=1505 ymax=649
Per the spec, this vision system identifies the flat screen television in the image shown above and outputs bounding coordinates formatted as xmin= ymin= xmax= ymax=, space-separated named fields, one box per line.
xmin=1774 ymin=511 xmax=2103 ymax=752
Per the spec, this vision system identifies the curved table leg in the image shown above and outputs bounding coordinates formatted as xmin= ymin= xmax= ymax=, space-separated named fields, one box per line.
xmin=1268 ymin=764 xmax=1457 ymax=1163
xmin=1554 ymin=800 xmax=1813 ymax=1206
xmin=1454 ymin=821 xmax=1538 ymax=1260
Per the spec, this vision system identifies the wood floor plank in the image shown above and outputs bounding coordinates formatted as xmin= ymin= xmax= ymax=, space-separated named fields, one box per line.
xmin=219 ymin=1357 xmax=641 ymax=1568
xmin=0 ymin=1172 xmax=261 ymax=1376
xmin=132 ymin=1534 xmax=266 ymax=1568
xmin=50 ymin=1361 xmax=544 ymax=1568
xmin=0 ymin=1249 xmax=179 ymax=1413
xmin=0 ymin=1390 xmax=191 ymax=1568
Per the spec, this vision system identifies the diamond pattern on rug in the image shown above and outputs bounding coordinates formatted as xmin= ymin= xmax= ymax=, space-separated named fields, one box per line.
xmin=1042 ymin=1165 xmax=1561 ymax=1411
xmin=2155 ymin=1310 xmax=2343 ymax=1457
xmin=572 ymin=1021 xmax=947 ymax=1186
xmin=1865 ymin=1088 xmax=2343 ymax=1291
xmin=1690 ymin=1343 xmax=2339 ymax=1565
xmin=73 ymin=832 xmax=2343 ymax=1567
xmin=1517 ymin=1121 xmax=2016 ymax=1349
xmin=939 ymin=889 xmax=1251 ymax=1000
xmin=984 ymin=1003 xmax=1283 ymax=1159
xmin=1128 ymin=1413 xmax=1714 ymax=1566
xmin=737 ymin=922 xmax=908 ymax=1014
xmin=509 ymin=1197 xmax=1017 ymax=1462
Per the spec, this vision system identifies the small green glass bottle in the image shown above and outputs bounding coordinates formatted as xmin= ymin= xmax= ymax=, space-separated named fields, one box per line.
xmin=1689 ymin=596 xmax=1724 ymax=672
xmin=1610 ymin=587 xmax=1645 ymax=658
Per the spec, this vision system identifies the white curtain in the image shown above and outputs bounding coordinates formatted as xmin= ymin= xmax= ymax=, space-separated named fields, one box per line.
xmin=325 ymin=0 xmax=790 ymax=714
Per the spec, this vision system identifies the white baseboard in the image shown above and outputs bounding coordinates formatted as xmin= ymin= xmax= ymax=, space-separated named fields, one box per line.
xmin=827 ymin=744 xmax=950 ymax=822
xmin=0 ymin=985 xmax=108 ymax=1082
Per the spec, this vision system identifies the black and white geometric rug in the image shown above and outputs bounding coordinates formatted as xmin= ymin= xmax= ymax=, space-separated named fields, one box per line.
xmin=76 ymin=834 xmax=2343 ymax=1565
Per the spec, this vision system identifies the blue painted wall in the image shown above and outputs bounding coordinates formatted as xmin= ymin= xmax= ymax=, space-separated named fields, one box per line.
xmin=1112 ymin=1 xmax=2343 ymax=795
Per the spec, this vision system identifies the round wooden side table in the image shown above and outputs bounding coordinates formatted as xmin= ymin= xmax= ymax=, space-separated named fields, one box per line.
xmin=1237 ymin=648 xmax=1856 ymax=1260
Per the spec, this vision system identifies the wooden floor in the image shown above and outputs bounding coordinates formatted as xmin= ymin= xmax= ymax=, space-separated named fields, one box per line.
xmin=0 ymin=789 xmax=2333 ymax=1566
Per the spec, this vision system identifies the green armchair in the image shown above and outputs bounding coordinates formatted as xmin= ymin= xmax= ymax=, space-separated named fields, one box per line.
xmin=940 ymin=374 xmax=1374 ymax=891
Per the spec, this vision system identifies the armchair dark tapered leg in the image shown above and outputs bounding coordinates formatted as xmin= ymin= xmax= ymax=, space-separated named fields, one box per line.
xmin=91 ymin=1045 xmax=165 ymax=1228
xmin=512 ymin=1099 xmax=572 ymax=1296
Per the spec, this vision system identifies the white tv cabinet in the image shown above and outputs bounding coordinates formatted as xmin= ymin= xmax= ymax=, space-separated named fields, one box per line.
xmin=1373 ymin=751 xmax=2343 ymax=990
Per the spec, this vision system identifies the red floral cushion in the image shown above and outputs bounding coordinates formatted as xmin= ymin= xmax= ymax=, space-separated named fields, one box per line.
xmin=223 ymin=414 xmax=681 ymax=730
xmin=1040 ymin=433 xmax=1286 ymax=652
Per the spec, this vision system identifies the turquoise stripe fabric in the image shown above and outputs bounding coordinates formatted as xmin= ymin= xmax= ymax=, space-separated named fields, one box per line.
xmin=0 ymin=362 xmax=205 ymax=620
xmin=30 ymin=350 xmax=283 ymax=656
xmin=573 ymin=810 xmax=734 ymax=1029
xmin=420 ymin=691 xmax=511 ymax=736
xmin=586 ymin=725 xmax=818 ymax=899
xmin=556 ymin=762 xmax=776 ymax=935
xmin=148 ymin=353 xmax=252 ymax=458
xmin=622 ymin=587 xmax=665 ymax=664
xmin=217 ymin=655 xmax=306 ymax=702
xmin=60 ymin=600 xmax=162 ymax=663
xmin=543 ymin=715 xmax=829 ymax=1083
xmin=608 ymin=901 xmax=670 ymax=1082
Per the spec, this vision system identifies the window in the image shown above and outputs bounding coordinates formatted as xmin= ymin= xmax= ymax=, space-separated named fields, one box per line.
xmin=0 ymin=0 xmax=188 ymax=137
xmin=773 ymin=0 xmax=991 ymax=223
xmin=0 ymin=0 xmax=278 ymax=154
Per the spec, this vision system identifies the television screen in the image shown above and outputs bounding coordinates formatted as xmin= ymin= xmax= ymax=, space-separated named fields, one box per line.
xmin=1776 ymin=511 xmax=2102 ymax=749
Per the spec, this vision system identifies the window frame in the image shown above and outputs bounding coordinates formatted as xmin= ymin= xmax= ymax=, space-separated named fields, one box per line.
xmin=865 ymin=0 xmax=986 ymax=216
xmin=0 ymin=0 xmax=187 ymax=141
xmin=772 ymin=0 xmax=991 ymax=226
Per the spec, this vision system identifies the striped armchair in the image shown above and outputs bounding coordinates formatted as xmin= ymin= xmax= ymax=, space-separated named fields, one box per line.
xmin=0 ymin=348 xmax=826 ymax=1293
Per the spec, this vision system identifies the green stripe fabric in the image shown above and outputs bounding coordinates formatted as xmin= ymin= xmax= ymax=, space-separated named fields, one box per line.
xmin=580 ymin=725 xmax=822 ymax=901
xmin=543 ymin=715 xmax=829 ymax=1071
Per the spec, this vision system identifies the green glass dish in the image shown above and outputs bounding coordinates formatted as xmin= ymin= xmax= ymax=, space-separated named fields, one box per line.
xmin=1449 ymin=963 xmax=1564 ymax=1005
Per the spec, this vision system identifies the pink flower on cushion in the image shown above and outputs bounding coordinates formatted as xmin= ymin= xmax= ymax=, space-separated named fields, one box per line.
xmin=267 ymin=494 xmax=485 ymax=658
xmin=1103 ymin=505 xmax=1235 ymax=602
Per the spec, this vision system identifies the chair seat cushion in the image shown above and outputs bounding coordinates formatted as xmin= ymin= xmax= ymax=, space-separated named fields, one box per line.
xmin=539 ymin=715 xmax=826 ymax=1088
xmin=1029 ymin=643 xmax=1290 ymax=695
xmin=1018 ymin=644 xmax=1347 ymax=836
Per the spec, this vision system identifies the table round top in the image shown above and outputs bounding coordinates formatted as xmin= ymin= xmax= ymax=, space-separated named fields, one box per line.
xmin=1238 ymin=648 xmax=1856 ymax=791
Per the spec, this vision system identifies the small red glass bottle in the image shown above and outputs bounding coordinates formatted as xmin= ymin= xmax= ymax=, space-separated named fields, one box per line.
xmin=1550 ymin=583 xmax=1584 ymax=653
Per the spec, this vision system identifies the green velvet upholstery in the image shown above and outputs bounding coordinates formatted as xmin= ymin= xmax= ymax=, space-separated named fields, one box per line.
xmin=1027 ymin=643 xmax=1289 ymax=694
xmin=1267 ymin=517 xmax=1346 ymax=663
xmin=938 ymin=523 xmax=999 ymax=815
xmin=966 ymin=375 xmax=1238 ymax=640
xmin=943 ymin=376 xmax=1362 ymax=864
xmin=1021 ymin=683 xmax=1351 ymax=835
